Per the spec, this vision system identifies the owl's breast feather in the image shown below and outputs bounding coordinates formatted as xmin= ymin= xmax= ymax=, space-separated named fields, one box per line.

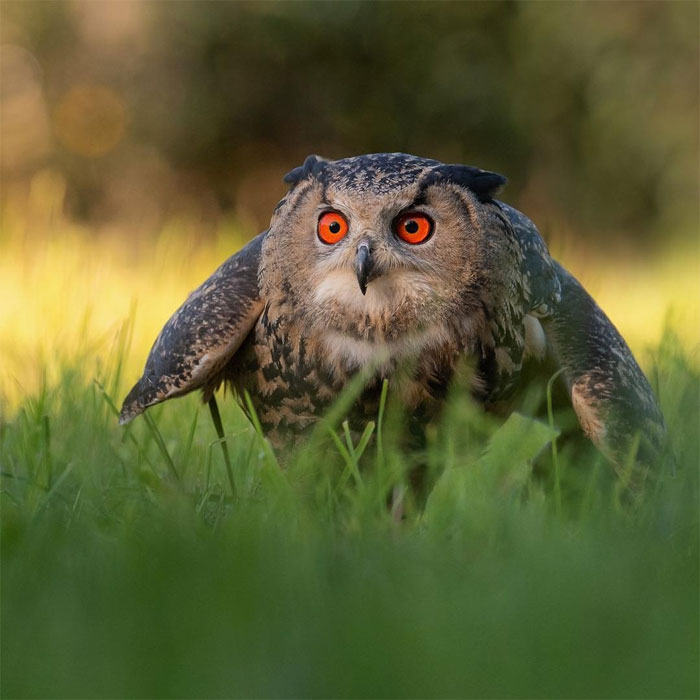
xmin=319 ymin=324 xmax=456 ymax=374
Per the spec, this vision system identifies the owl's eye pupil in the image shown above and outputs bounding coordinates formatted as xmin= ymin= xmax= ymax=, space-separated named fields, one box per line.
xmin=329 ymin=221 xmax=341 ymax=234
xmin=404 ymin=220 xmax=419 ymax=234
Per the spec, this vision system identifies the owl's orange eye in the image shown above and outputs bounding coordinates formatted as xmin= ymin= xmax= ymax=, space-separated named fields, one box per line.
xmin=394 ymin=212 xmax=433 ymax=245
xmin=317 ymin=211 xmax=349 ymax=244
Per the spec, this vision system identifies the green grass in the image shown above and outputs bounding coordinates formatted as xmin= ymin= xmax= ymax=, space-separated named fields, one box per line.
xmin=1 ymin=330 xmax=698 ymax=699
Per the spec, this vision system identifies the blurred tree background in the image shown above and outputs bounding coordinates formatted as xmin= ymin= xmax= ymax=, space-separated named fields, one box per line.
xmin=1 ymin=0 xmax=698 ymax=247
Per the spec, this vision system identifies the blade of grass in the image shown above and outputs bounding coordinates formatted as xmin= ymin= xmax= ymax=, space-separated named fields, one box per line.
xmin=342 ymin=420 xmax=364 ymax=487
xmin=180 ymin=407 xmax=199 ymax=482
xmin=295 ymin=364 xmax=378 ymax=467
xmin=613 ymin=432 xmax=642 ymax=511
xmin=376 ymin=379 xmax=388 ymax=459
xmin=242 ymin=392 xmax=291 ymax=502
xmin=41 ymin=414 xmax=52 ymax=489
xmin=355 ymin=421 xmax=375 ymax=462
xmin=579 ymin=454 xmax=603 ymax=519
xmin=0 ymin=489 xmax=22 ymax=506
xmin=243 ymin=391 xmax=279 ymax=471
xmin=143 ymin=411 xmax=180 ymax=483
xmin=375 ymin=379 xmax=389 ymax=508
xmin=328 ymin=426 xmax=358 ymax=494
xmin=109 ymin=309 xmax=135 ymax=401
xmin=35 ymin=461 xmax=76 ymax=516
xmin=93 ymin=379 xmax=120 ymax=418
xmin=546 ymin=368 xmax=564 ymax=517
xmin=205 ymin=442 xmax=213 ymax=493
xmin=66 ymin=486 xmax=83 ymax=529
xmin=94 ymin=379 xmax=158 ymax=475
xmin=208 ymin=396 xmax=235 ymax=497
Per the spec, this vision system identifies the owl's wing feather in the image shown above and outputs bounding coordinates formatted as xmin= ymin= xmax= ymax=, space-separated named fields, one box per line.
xmin=497 ymin=204 xmax=666 ymax=469
xmin=476 ymin=203 xmax=561 ymax=402
xmin=119 ymin=232 xmax=265 ymax=425
xmin=542 ymin=261 xmax=667 ymax=468
xmin=495 ymin=202 xmax=561 ymax=317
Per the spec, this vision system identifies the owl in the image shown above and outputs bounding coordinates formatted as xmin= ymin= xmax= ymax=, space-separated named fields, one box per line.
xmin=119 ymin=153 xmax=666 ymax=470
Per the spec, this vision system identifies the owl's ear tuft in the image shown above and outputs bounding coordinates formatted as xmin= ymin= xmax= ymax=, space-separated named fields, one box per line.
xmin=283 ymin=155 xmax=329 ymax=186
xmin=423 ymin=164 xmax=507 ymax=202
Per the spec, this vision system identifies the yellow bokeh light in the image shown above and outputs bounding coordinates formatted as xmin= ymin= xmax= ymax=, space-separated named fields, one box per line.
xmin=53 ymin=84 xmax=126 ymax=158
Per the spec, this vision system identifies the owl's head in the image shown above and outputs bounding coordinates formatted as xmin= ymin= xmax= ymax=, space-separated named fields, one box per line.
xmin=261 ymin=153 xmax=508 ymax=355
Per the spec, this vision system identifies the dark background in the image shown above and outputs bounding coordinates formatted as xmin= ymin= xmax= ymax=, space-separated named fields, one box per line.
xmin=1 ymin=1 xmax=698 ymax=247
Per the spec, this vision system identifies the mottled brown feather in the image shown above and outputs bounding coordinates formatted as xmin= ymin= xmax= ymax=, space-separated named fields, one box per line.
xmin=119 ymin=232 xmax=265 ymax=424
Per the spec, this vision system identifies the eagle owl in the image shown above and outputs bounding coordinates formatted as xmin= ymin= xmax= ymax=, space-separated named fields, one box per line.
xmin=120 ymin=153 xmax=666 ymax=468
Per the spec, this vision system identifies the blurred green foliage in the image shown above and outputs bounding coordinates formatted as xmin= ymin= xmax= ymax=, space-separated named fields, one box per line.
xmin=2 ymin=1 xmax=698 ymax=244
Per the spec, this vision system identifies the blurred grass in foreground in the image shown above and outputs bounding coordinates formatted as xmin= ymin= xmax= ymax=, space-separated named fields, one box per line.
xmin=1 ymin=198 xmax=699 ymax=696
xmin=1 ymin=319 xmax=698 ymax=697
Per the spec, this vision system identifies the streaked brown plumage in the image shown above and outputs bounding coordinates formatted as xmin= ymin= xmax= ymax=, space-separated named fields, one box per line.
xmin=120 ymin=153 xmax=666 ymax=471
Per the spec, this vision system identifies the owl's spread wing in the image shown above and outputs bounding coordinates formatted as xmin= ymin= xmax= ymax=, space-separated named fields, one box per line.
xmin=541 ymin=261 xmax=667 ymax=468
xmin=119 ymin=232 xmax=265 ymax=424
xmin=495 ymin=204 xmax=666 ymax=470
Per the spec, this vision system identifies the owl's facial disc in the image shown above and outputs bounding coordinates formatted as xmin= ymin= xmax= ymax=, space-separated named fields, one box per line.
xmin=300 ymin=181 xmax=463 ymax=329
xmin=319 ymin=208 xmax=435 ymax=295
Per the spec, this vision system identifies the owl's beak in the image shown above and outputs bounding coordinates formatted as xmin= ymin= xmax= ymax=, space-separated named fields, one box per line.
xmin=354 ymin=242 xmax=374 ymax=295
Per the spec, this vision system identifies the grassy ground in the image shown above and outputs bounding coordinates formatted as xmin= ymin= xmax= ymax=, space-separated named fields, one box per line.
xmin=1 ymin=218 xmax=699 ymax=698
